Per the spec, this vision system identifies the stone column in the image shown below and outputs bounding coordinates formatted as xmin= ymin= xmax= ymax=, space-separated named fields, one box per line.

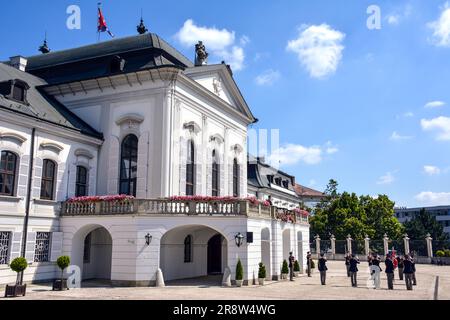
xmin=364 ymin=235 xmax=370 ymax=256
xmin=383 ymin=233 xmax=389 ymax=257
xmin=426 ymin=233 xmax=433 ymax=258
xmin=403 ymin=233 xmax=410 ymax=255
xmin=330 ymin=234 xmax=336 ymax=259
xmin=346 ymin=234 xmax=352 ymax=255
xmin=315 ymin=235 xmax=321 ymax=258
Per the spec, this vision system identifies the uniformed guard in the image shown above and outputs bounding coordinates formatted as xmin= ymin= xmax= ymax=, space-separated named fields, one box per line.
xmin=349 ymin=254 xmax=360 ymax=287
xmin=345 ymin=252 xmax=351 ymax=277
xmin=318 ymin=252 xmax=328 ymax=285
xmin=385 ymin=253 xmax=394 ymax=290
xmin=288 ymin=252 xmax=295 ymax=281
xmin=397 ymin=255 xmax=404 ymax=280
xmin=306 ymin=251 xmax=312 ymax=277
xmin=403 ymin=254 xmax=414 ymax=290
xmin=411 ymin=253 xmax=417 ymax=286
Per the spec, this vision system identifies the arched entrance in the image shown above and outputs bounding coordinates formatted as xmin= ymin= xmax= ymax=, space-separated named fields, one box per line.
xmin=207 ymin=234 xmax=223 ymax=274
xmin=160 ymin=225 xmax=228 ymax=282
xmin=70 ymin=225 xmax=113 ymax=283
xmin=261 ymin=228 xmax=271 ymax=280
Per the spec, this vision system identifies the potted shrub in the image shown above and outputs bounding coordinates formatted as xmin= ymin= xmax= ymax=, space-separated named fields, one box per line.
xmin=436 ymin=250 xmax=445 ymax=257
xmin=281 ymin=260 xmax=289 ymax=280
xmin=53 ymin=256 xmax=70 ymax=291
xmin=235 ymin=259 xmax=244 ymax=287
xmin=5 ymin=257 xmax=28 ymax=297
xmin=293 ymin=260 xmax=301 ymax=277
xmin=258 ymin=262 xmax=266 ymax=286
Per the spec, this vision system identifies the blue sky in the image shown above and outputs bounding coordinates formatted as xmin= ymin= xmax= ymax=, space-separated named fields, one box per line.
xmin=1 ymin=0 xmax=450 ymax=207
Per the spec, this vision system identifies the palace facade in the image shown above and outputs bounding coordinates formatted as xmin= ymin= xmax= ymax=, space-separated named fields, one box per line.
xmin=0 ymin=30 xmax=312 ymax=286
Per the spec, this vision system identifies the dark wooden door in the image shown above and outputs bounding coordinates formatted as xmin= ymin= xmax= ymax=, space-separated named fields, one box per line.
xmin=207 ymin=234 xmax=222 ymax=274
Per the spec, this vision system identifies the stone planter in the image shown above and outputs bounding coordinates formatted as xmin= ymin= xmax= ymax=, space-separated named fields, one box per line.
xmin=52 ymin=279 xmax=69 ymax=291
xmin=293 ymin=271 xmax=300 ymax=277
xmin=258 ymin=278 xmax=265 ymax=286
xmin=235 ymin=280 xmax=243 ymax=287
xmin=4 ymin=284 xmax=27 ymax=298
xmin=281 ymin=273 xmax=288 ymax=280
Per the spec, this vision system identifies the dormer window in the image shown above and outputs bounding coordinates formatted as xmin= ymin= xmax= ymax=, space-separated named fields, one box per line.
xmin=275 ymin=177 xmax=282 ymax=186
xmin=0 ymin=79 xmax=30 ymax=104
xmin=110 ymin=55 xmax=126 ymax=73
xmin=282 ymin=180 xmax=289 ymax=188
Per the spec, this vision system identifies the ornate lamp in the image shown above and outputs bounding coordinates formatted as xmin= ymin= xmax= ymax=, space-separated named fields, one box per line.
xmin=235 ymin=233 xmax=245 ymax=247
xmin=145 ymin=233 xmax=152 ymax=246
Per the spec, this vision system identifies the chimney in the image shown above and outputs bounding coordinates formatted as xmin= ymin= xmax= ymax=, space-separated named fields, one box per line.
xmin=9 ymin=56 xmax=28 ymax=72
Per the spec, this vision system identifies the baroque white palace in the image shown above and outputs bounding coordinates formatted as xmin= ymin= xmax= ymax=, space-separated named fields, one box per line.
xmin=0 ymin=30 xmax=312 ymax=286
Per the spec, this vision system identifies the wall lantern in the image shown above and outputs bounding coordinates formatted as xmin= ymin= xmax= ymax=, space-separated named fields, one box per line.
xmin=145 ymin=233 xmax=152 ymax=246
xmin=235 ymin=233 xmax=245 ymax=247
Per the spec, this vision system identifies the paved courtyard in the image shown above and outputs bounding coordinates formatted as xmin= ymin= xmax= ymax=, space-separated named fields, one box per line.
xmin=2 ymin=261 xmax=449 ymax=300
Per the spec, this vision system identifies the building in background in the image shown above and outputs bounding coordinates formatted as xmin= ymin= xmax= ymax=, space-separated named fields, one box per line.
xmin=394 ymin=206 xmax=450 ymax=235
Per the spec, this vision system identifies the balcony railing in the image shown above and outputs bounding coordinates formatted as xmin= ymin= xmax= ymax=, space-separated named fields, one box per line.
xmin=60 ymin=198 xmax=309 ymax=225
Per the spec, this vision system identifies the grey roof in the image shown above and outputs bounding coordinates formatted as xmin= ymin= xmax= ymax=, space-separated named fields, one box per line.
xmin=0 ymin=63 xmax=102 ymax=139
xmin=247 ymin=155 xmax=296 ymax=190
xmin=26 ymin=33 xmax=194 ymax=85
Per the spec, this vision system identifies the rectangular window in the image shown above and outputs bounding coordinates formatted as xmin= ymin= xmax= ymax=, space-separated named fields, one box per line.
xmin=40 ymin=159 xmax=56 ymax=200
xmin=0 ymin=231 xmax=12 ymax=265
xmin=34 ymin=232 xmax=51 ymax=262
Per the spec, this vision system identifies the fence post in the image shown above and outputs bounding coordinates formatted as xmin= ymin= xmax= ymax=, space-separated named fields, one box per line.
xmin=383 ymin=233 xmax=389 ymax=257
xmin=364 ymin=235 xmax=370 ymax=256
xmin=315 ymin=235 xmax=321 ymax=258
xmin=403 ymin=233 xmax=410 ymax=255
xmin=426 ymin=233 xmax=433 ymax=258
xmin=346 ymin=234 xmax=352 ymax=255
xmin=330 ymin=234 xmax=336 ymax=259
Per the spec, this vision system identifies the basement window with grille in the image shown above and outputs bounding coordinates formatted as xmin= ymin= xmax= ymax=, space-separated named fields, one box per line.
xmin=34 ymin=232 xmax=51 ymax=262
xmin=0 ymin=231 xmax=12 ymax=265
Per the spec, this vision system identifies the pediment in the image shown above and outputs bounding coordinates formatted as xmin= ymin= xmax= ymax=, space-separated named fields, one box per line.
xmin=183 ymin=65 xmax=256 ymax=124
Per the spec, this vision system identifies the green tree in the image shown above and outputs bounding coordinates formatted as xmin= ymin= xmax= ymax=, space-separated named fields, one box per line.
xmin=309 ymin=181 xmax=404 ymax=243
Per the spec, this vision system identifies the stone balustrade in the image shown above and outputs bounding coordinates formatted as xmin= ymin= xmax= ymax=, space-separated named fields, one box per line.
xmin=60 ymin=198 xmax=309 ymax=225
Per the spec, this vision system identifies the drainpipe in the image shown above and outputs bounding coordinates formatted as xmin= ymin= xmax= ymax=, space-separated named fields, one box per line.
xmin=19 ymin=127 xmax=35 ymax=285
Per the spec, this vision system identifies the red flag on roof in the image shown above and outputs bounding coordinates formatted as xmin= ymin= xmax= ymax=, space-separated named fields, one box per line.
xmin=97 ymin=3 xmax=114 ymax=38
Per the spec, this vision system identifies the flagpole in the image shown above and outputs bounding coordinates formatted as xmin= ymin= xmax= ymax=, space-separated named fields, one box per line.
xmin=97 ymin=2 xmax=101 ymax=42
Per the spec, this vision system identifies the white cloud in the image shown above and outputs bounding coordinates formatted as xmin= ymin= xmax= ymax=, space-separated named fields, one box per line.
xmin=390 ymin=131 xmax=413 ymax=141
xmin=239 ymin=35 xmax=250 ymax=46
xmin=377 ymin=172 xmax=395 ymax=185
xmin=308 ymin=179 xmax=317 ymax=187
xmin=255 ymin=69 xmax=281 ymax=86
xmin=415 ymin=191 xmax=450 ymax=205
xmin=268 ymin=144 xmax=323 ymax=166
xmin=325 ymin=141 xmax=339 ymax=154
xmin=387 ymin=15 xmax=400 ymax=25
xmin=175 ymin=19 xmax=245 ymax=71
xmin=428 ymin=2 xmax=450 ymax=47
xmin=424 ymin=165 xmax=441 ymax=175
xmin=386 ymin=4 xmax=412 ymax=26
xmin=424 ymin=101 xmax=446 ymax=108
xmin=286 ymin=24 xmax=345 ymax=79
xmin=421 ymin=116 xmax=450 ymax=140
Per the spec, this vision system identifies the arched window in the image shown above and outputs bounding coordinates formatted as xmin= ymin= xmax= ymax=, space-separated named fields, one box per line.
xmin=40 ymin=159 xmax=56 ymax=200
xmin=184 ymin=235 xmax=193 ymax=263
xmin=186 ymin=140 xmax=195 ymax=196
xmin=119 ymin=134 xmax=138 ymax=196
xmin=75 ymin=166 xmax=88 ymax=197
xmin=212 ymin=150 xmax=219 ymax=197
xmin=233 ymin=158 xmax=240 ymax=197
xmin=0 ymin=151 xmax=18 ymax=196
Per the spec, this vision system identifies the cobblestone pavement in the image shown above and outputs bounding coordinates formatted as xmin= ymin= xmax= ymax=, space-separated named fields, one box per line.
xmin=2 ymin=261 xmax=449 ymax=300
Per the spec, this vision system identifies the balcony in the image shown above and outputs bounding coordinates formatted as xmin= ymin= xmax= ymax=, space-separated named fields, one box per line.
xmin=60 ymin=197 xmax=309 ymax=225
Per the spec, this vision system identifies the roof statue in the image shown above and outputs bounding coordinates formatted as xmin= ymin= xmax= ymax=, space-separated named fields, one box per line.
xmin=195 ymin=41 xmax=208 ymax=66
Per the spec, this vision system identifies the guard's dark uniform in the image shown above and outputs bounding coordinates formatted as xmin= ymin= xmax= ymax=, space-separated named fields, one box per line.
xmin=306 ymin=253 xmax=312 ymax=277
xmin=349 ymin=256 xmax=360 ymax=287
xmin=385 ymin=257 xmax=394 ymax=290
xmin=289 ymin=254 xmax=295 ymax=281
xmin=397 ymin=256 xmax=404 ymax=280
xmin=318 ymin=256 xmax=328 ymax=285
xmin=403 ymin=258 xmax=414 ymax=290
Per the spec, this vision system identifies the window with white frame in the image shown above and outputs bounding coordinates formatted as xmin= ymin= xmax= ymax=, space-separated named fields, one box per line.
xmin=34 ymin=232 xmax=51 ymax=262
xmin=0 ymin=231 xmax=11 ymax=265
